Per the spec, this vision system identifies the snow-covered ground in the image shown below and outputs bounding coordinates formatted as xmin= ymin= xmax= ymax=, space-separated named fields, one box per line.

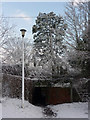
xmin=0 ymin=97 xmax=88 ymax=118
xmin=0 ymin=101 xmax=1 ymax=119
xmin=2 ymin=98 xmax=43 ymax=118
xmin=49 ymin=102 xmax=88 ymax=118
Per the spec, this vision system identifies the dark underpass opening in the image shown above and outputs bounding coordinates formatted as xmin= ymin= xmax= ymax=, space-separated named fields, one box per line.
xmin=32 ymin=87 xmax=81 ymax=106
xmin=32 ymin=87 xmax=46 ymax=106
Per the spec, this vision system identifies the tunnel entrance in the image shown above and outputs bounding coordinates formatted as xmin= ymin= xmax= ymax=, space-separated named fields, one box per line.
xmin=32 ymin=87 xmax=46 ymax=106
xmin=32 ymin=87 xmax=80 ymax=106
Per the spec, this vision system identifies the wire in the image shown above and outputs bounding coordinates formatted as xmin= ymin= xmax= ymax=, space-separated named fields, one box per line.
xmin=1 ymin=16 xmax=37 ymax=18
xmin=1 ymin=15 xmax=63 ymax=18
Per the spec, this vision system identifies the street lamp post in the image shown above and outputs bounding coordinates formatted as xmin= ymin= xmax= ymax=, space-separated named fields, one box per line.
xmin=20 ymin=29 xmax=26 ymax=108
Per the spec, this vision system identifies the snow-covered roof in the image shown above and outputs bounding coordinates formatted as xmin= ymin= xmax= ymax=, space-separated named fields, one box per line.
xmin=54 ymin=82 xmax=70 ymax=87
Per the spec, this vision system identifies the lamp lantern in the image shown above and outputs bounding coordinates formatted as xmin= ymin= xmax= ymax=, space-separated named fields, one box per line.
xmin=20 ymin=29 xmax=26 ymax=37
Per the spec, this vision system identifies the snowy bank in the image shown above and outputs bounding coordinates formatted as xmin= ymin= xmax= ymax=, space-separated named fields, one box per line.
xmin=49 ymin=102 xmax=88 ymax=118
xmin=1 ymin=97 xmax=88 ymax=118
xmin=2 ymin=98 xmax=43 ymax=118
xmin=0 ymin=103 xmax=2 ymax=120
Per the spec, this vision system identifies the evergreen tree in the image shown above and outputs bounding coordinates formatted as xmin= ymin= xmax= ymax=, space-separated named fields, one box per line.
xmin=32 ymin=12 xmax=67 ymax=75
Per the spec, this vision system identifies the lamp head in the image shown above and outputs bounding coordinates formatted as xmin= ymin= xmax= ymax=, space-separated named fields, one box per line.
xmin=20 ymin=29 xmax=27 ymax=37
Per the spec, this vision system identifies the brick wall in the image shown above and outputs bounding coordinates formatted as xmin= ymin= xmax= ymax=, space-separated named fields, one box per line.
xmin=2 ymin=74 xmax=33 ymax=103
xmin=2 ymin=74 xmax=81 ymax=105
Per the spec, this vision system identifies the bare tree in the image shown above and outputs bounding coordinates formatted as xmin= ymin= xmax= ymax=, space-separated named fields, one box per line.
xmin=0 ymin=18 xmax=32 ymax=66
xmin=65 ymin=1 xmax=89 ymax=50
xmin=0 ymin=18 xmax=16 ymax=48
xmin=64 ymin=1 xmax=90 ymax=76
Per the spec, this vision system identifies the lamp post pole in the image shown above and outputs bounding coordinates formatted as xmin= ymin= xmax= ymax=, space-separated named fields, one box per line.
xmin=20 ymin=29 xmax=26 ymax=108
xmin=22 ymin=36 xmax=24 ymax=108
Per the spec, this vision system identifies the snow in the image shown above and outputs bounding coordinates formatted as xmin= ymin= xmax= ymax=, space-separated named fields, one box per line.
xmin=54 ymin=82 xmax=70 ymax=87
xmin=0 ymin=103 xmax=2 ymax=120
xmin=0 ymin=97 xmax=88 ymax=118
xmin=2 ymin=98 xmax=43 ymax=118
xmin=49 ymin=102 xmax=88 ymax=118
